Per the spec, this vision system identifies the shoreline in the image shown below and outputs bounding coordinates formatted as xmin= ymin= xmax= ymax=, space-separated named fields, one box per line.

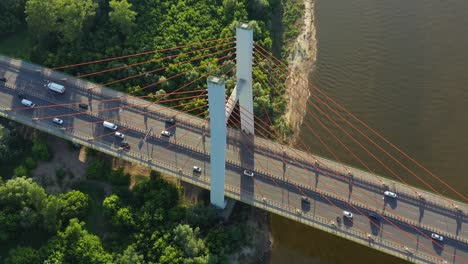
xmin=284 ymin=0 xmax=318 ymax=145
xmin=263 ymin=0 xmax=318 ymax=259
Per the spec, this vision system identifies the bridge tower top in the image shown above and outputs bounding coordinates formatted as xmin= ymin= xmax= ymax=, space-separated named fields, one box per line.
xmin=235 ymin=21 xmax=254 ymax=135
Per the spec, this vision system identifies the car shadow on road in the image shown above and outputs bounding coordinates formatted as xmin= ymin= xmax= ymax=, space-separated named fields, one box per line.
xmin=343 ymin=217 xmax=354 ymax=228
xmin=370 ymin=220 xmax=381 ymax=236
xmin=301 ymin=201 xmax=311 ymax=212
xmin=418 ymin=204 xmax=425 ymax=223
xmin=384 ymin=196 xmax=398 ymax=209
xmin=433 ymin=241 xmax=444 ymax=255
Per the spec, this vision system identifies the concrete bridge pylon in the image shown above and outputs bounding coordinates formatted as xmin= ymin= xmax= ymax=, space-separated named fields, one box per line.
xmin=208 ymin=21 xmax=254 ymax=208
xmin=207 ymin=76 xmax=227 ymax=208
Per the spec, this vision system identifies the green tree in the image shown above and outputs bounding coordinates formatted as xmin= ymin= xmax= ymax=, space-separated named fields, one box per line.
xmin=4 ymin=246 xmax=40 ymax=264
xmin=115 ymin=244 xmax=145 ymax=264
xmin=0 ymin=210 xmax=20 ymax=242
xmin=103 ymin=194 xmax=120 ymax=216
xmin=41 ymin=195 xmax=64 ymax=232
xmin=25 ymin=0 xmax=58 ymax=39
xmin=0 ymin=124 xmax=13 ymax=162
xmin=44 ymin=218 xmax=113 ymax=264
xmin=158 ymin=245 xmax=183 ymax=264
xmin=0 ymin=177 xmax=46 ymax=210
xmin=108 ymin=167 xmax=130 ymax=186
xmin=0 ymin=0 xmax=26 ymax=37
xmin=14 ymin=164 xmax=29 ymax=177
xmin=59 ymin=190 xmax=89 ymax=221
xmin=109 ymin=0 xmax=137 ymax=35
xmin=32 ymin=138 xmax=50 ymax=161
xmin=25 ymin=0 xmax=97 ymax=43
xmin=24 ymin=157 xmax=37 ymax=170
xmin=57 ymin=0 xmax=98 ymax=43
xmin=114 ymin=207 xmax=135 ymax=229
xmin=86 ymin=159 xmax=108 ymax=180
xmin=19 ymin=206 xmax=39 ymax=228
xmin=172 ymin=224 xmax=207 ymax=258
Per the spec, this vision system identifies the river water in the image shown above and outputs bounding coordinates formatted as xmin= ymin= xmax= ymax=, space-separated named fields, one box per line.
xmin=270 ymin=0 xmax=468 ymax=263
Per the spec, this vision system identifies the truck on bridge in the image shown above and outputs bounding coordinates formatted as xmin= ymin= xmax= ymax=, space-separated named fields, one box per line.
xmin=47 ymin=82 xmax=66 ymax=93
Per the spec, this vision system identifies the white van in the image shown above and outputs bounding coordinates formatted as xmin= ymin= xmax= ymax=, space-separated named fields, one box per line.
xmin=47 ymin=82 xmax=66 ymax=94
xmin=21 ymin=99 xmax=36 ymax=108
xmin=103 ymin=121 xmax=118 ymax=130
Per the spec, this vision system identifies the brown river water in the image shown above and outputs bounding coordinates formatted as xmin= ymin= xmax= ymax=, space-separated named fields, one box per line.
xmin=269 ymin=0 xmax=468 ymax=263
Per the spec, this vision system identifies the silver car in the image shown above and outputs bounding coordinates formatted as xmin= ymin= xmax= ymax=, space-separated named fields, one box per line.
xmin=431 ymin=233 xmax=444 ymax=242
xmin=193 ymin=166 xmax=202 ymax=173
xmin=243 ymin=170 xmax=254 ymax=177
xmin=52 ymin=118 xmax=64 ymax=125
xmin=161 ymin=130 xmax=171 ymax=137
xmin=115 ymin=132 xmax=125 ymax=139
xmin=343 ymin=211 xmax=353 ymax=219
xmin=384 ymin=191 xmax=398 ymax=198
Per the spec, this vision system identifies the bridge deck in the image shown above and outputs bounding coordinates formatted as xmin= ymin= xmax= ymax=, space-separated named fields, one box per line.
xmin=0 ymin=55 xmax=466 ymax=264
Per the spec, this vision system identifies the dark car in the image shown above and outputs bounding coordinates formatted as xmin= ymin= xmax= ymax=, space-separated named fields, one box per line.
xmin=78 ymin=103 xmax=88 ymax=110
xmin=301 ymin=196 xmax=310 ymax=204
xmin=0 ymin=77 xmax=6 ymax=82
xmin=17 ymin=92 xmax=24 ymax=99
xmin=368 ymin=212 xmax=381 ymax=220
xmin=120 ymin=141 xmax=130 ymax=148
xmin=165 ymin=117 xmax=176 ymax=125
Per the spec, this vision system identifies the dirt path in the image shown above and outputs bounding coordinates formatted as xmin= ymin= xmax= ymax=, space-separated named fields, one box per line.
xmin=284 ymin=0 xmax=318 ymax=143
xmin=32 ymin=136 xmax=89 ymax=194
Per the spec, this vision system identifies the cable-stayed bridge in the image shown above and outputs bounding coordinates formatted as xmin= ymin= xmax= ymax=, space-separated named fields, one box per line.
xmin=0 ymin=23 xmax=466 ymax=264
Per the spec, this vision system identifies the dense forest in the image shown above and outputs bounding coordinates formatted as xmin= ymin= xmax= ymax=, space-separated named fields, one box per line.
xmin=0 ymin=0 xmax=304 ymax=263
xmin=0 ymin=0 xmax=304 ymax=140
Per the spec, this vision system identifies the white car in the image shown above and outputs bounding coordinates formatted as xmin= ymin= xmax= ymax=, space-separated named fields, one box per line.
xmin=193 ymin=166 xmax=202 ymax=173
xmin=431 ymin=233 xmax=444 ymax=242
xmin=343 ymin=211 xmax=353 ymax=219
xmin=161 ymin=130 xmax=171 ymax=137
xmin=52 ymin=118 xmax=64 ymax=125
xmin=243 ymin=169 xmax=254 ymax=177
xmin=384 ymin=191 xmax=398 ymax=198
xmin=115 ymin=132 xmax=125 ymax=139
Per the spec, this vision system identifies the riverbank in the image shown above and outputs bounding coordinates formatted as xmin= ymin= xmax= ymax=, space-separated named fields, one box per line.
xmin=284 ymin=0 xmax=317 ymax=144
xmin=265 ymin=0 xmax=318 ymax=260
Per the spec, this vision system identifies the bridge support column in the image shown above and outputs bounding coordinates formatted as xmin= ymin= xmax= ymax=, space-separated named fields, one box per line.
xmin=236 ymin=22 xmax=254 ymax=135
xmin=207 ymin=76 xmax=227 ymax=208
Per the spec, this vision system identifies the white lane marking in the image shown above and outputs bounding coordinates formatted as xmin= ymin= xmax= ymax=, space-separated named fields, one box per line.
xmin=406 ymin=210 xmax=418 ymax=216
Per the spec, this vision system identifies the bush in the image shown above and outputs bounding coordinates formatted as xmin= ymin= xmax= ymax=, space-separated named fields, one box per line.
xmin=86 ymin=147 xmax=98 ymax=157
xmin=24 ymin=157 xmax=37 ymax=170
xmin=4 ymin=246 xmax=40 ymax=264
xmin=108 ymin=167 xmax=130 ymax=186
xmin=14 ymin=165 xmax=29 ymax=177
xmin=32 ymin=139 xmax=50 ymax=161
xmin=86 ymin=159 xmax=108 ymax=180
xmin=56 ymin=168 xmax=66 ymax=184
